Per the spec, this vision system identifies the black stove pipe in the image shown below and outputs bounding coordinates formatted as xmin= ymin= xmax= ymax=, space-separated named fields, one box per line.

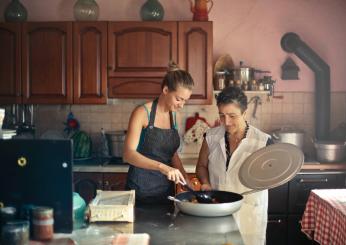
xmin=281 ymin=32 xmax=330 ymax=140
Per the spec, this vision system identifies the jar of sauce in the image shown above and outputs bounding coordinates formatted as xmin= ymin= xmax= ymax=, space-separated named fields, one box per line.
xmin=32 ymin=207 xmax=54 ymax=241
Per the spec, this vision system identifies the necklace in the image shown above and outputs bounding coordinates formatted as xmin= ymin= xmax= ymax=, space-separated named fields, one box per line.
xmin=224 ymin=121 xmax=249 ymax=171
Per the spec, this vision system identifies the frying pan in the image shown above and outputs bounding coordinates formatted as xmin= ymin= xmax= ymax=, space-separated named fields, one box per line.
xmin=173 ymin=190 xmax=244 ymax=217
xmin=173 ymin=143 xmax=304 ymax=217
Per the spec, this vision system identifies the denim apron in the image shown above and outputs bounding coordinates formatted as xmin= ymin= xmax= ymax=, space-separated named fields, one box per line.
xmin=126 ymin=99 xmax=180 ymax=204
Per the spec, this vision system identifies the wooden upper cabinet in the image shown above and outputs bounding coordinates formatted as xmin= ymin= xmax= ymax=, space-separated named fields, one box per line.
xmin=73 ymin=22 xmax=107 ymax=104
xmin=0 ymin=23 xmax=21 ymax=104
xmin=178 ymin=22 xmax=213 ymax=105
xmin=22 ymin=22 xmax=73 ymax=104
xmin=108 ymin=22 xmax=177 ymax=98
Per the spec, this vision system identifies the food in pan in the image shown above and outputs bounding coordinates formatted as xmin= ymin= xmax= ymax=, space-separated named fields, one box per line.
xmin=190 ymin=196 xmax=219 ymax=204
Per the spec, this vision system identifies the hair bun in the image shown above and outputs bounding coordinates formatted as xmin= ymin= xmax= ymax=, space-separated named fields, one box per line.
xmin=168 ymin=60 xmax=180 ymax=72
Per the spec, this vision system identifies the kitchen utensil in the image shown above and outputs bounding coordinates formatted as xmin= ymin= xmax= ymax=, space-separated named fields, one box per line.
xmin=314 ymin=140 xmax=346 ymax=162
xmin=271 ymin=127 xmax=305 ymax=150
xmin=231 ymin=62 xmax=270 ymax=82
xmin=168 ymin=196 xmax=182 ymax=203
xmin=173 ymin=143 xmax=304 ymax=217
xmin=173 ymin=191 xmax=243 ymax=217
xmin=105 ymin=130 xmax=126 ymax=158
xmin=179 ymin=181 xmax=213 ymax=203
xmin=239 ymin=143 xmax=304 ymax=190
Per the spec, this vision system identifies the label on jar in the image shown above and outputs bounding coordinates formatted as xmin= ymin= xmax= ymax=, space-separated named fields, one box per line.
xmin=33 ymin=218 xmax=54 ymax=226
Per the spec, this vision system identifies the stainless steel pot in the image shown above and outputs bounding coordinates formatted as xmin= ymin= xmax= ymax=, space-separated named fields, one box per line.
xmin=271 ymin=127 xmax=305 ymax=150
xmin=314 ymin=140 xmax=346 ymax=162
xmin=105 ymin=130 xmax=126 ymax=158
xmin=232 ymin=67 xmax=254 ymax=82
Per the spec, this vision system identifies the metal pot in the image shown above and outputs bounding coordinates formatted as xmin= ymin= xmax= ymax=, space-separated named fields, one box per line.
xmin=105 ymin=130 xmax=126 ymax=158
xmin=271 ymin=127 xmax=305 ymax=150
xmin=314 ymin=140 xmax=346 ymax=162
xmin=232 ymin=67 xmax=254 ymax=82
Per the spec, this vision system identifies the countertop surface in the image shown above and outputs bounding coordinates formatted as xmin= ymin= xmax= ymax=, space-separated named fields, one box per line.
xmin=54 ymin=205 xmax=244 ymax=245
xmin=73 ymin=157 xmax=346 ymax=173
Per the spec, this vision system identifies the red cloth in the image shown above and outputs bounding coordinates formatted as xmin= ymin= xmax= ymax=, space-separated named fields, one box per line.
xmin=301 ymin=189 xmax=346 ymax=245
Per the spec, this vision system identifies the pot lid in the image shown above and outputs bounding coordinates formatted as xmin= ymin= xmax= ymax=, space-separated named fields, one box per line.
xmin=238 ymin=143 xmax=304 ymax=190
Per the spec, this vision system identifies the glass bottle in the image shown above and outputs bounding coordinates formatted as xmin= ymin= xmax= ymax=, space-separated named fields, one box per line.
xmin=140 ymin=0 xmax=164 ymax=21
xmin=74 ymin=0 xmax=99 ymax=21
xmin=4 ymin=0 xmax=28 ymax=22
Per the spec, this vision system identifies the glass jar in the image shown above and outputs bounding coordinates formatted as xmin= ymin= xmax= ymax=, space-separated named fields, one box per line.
xmin=214 ymin=71 xmax=226 ymax=90
xmin=73 ymin=0 xmax=99 ymax=21
xmin=32 ymin=207 xmax=54 ymax=241
xmin=1 ymin=220 xmax=29 ymax=245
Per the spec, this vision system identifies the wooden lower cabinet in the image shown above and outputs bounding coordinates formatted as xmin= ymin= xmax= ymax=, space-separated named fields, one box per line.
xmin=266 ymin=215 xmax=287 ymax=245
xmin=73 ymin=172 xmax=128 ymax=203
xmin=103 ymin=173 xmax=127 ymax=191
xmin=73 ymin=172 xmax=103 ymax=204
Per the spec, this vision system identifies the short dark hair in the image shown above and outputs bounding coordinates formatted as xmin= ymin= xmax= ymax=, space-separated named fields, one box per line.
xmin=161 ymin=61 xmax=194 ymax=91
xmin=216 ymin=87 xmax=248 ymax=113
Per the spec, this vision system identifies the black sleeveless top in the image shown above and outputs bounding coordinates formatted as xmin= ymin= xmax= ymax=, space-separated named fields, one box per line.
xmin=126 ymin=98 xmax=180 ymax=204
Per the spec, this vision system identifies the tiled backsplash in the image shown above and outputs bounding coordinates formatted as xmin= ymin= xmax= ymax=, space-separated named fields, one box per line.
xmin=32 ymin=92 xmax=346 ymax=158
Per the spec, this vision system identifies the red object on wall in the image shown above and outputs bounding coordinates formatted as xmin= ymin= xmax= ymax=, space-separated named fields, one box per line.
xmin=185 ymin=113 xmax=209 ymax=132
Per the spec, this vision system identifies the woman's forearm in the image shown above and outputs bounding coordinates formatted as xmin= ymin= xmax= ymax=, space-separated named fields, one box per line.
xmin=196 ymin=164 xmax=210 ymax=185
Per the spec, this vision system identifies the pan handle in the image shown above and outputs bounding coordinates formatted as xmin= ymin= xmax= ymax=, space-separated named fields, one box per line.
xmin=240 ymin=189 xmax=261 ymax=195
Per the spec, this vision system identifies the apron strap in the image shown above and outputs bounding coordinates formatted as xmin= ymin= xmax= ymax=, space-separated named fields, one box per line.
xmin=169 ymin=111 xmax=174 ymax=129
xmin=148 ymin=98 xmax=158 ymax=127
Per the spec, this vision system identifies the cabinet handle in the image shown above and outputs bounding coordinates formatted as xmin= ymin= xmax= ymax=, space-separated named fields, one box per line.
xmin=268 ymin=219 xmax=282 ymax=224
xmin=299 ymin=178 xmax=328 ymax=183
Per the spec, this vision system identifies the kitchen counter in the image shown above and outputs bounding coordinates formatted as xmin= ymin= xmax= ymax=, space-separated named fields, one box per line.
xmin=53 ymin=205 xmax=244 ymax=245
xmin=73 ymin=157 xmax=346 ymax=173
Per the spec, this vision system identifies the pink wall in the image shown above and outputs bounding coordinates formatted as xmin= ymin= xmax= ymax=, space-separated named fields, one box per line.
xmin=1 ymin=0 xmax=345 ymax=91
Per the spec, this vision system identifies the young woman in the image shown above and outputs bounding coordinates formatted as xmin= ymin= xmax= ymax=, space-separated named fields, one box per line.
xmin=196 ymin=86 xmax=273 ymax=245
xmin=123 ymin=62 xmax=194 ymax=205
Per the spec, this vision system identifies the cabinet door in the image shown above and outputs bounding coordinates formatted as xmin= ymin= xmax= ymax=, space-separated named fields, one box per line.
xmin=73 ymin=172 xmax=103 ymax=203
xmin=103 ymin=173 xmax=127 ymax=191
xmin=287 ymin=215 xmax=314 ymax=245
xmin=289 ymin=173 xmax=345 ymax=214
xmin=266 ymin=215 xmax=287 ymax=245
xmin=0 ymin=23 xmax=21 ymax=104
xmin=268 ymin=183 xmax=288 ymax=214
xmin=178 ymin=22 xmax=213 ymax=105
xmin=73 ymin=22 xmax=107 ymax=104
xmin=108 ymin=22 xmax=177 ymax=98
xmin=22 ymin=22 xmax=73 ymax=104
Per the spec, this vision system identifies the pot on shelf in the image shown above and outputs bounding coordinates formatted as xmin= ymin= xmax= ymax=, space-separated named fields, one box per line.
xmin=271 ymin=127 xmax=305 ymax=150
xmin=314 ymin=140 xmax=346 ymax=162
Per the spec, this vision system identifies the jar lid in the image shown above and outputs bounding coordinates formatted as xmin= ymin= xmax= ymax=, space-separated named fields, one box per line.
xmin=32 ymin=207 xmax=53 ymax=216
xmin=0 ymin=207 xmax=16 ymax=215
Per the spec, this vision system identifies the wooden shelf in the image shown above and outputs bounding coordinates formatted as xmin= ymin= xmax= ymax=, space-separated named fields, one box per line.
xmin=213 ymin=90 xmax=270 ymax=95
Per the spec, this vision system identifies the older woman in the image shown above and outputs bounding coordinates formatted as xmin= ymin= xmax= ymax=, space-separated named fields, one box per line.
xmin=196 ymin=86 xmax=273 ymax=245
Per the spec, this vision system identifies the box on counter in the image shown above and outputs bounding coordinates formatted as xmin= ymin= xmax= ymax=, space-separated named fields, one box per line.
xmin=89 ymin=190 xmax=135 ymax=223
